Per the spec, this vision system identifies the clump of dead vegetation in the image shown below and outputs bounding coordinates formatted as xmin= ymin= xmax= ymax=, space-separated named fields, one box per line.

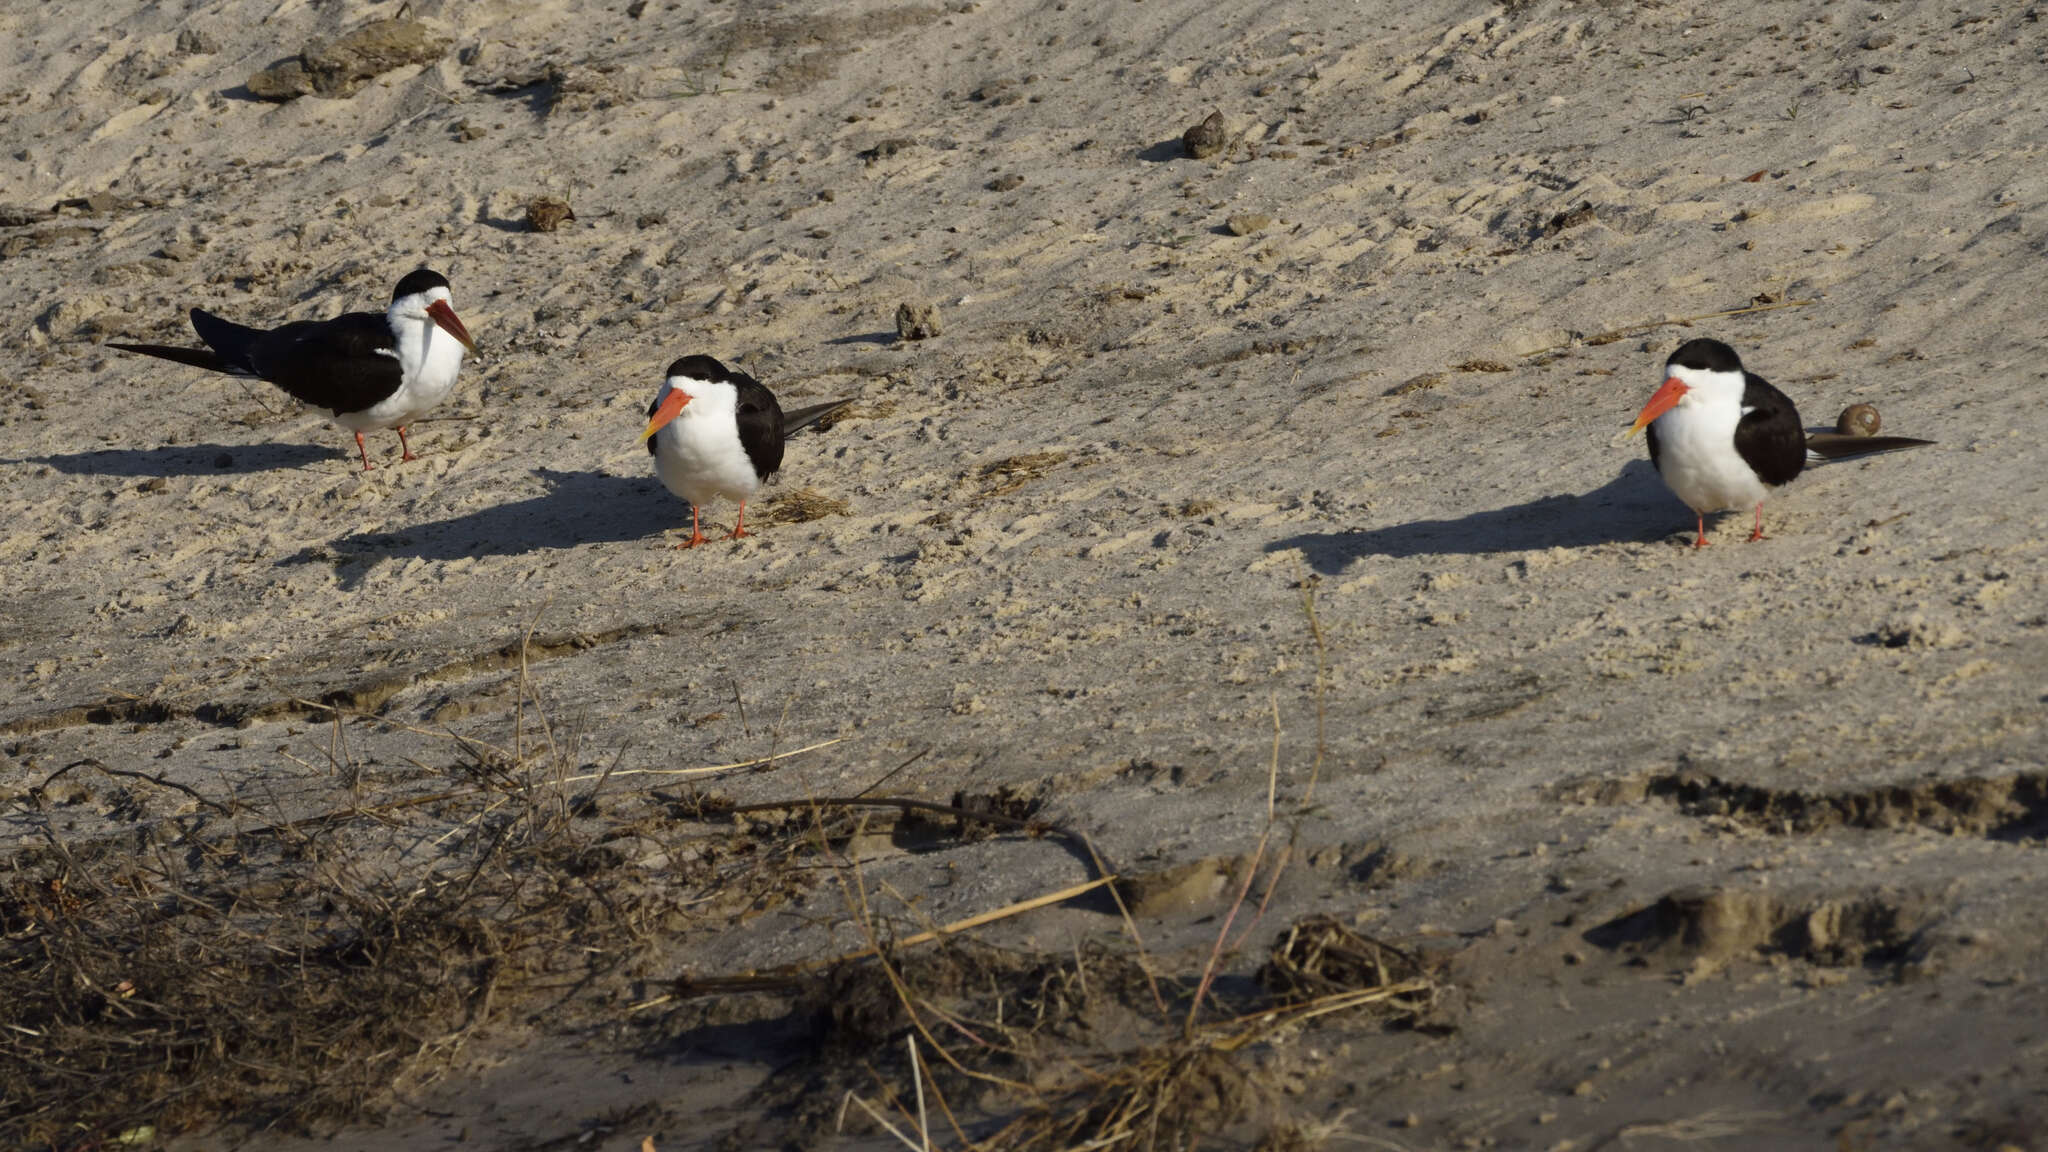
xmin=0 ymin=624 xmax=836 ymax=1149
xmin=664 ymin=855 xmax=1435 ymax=1151
xmin=4 ymin=577 xmax=1432 ymax=1151
xmin=763 ymin=485 xmax=852 ymax=524
xmin=0 ymin=736 xmax=739 ymax=1147
xmin=646 ymin=572 xmax=1438 ymax=1151
xmin=966 ymin=450 xmax=1071 ymax=503
xmin=4 ymin=822 xmax=546 ymax=1143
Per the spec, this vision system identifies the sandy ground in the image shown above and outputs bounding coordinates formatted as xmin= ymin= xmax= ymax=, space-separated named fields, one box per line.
xmin=4 ymin=0 xmax=2048 ymax=1147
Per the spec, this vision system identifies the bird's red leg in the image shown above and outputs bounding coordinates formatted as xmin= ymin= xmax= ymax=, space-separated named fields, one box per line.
xmin=1693 ymin=511 xmax=1709 ymax=549
xmin=728 ymin=500 xmax=750 ymax=540
xmin=396 ymin=425 xmax=418 ymax=462
xmin=354 ymin=431 xmax=374 ymax=471
xmin=1749 ymin=502 xmax=1766 ymax=542
xmin=677 ymin=505 xmax=710 ymax=549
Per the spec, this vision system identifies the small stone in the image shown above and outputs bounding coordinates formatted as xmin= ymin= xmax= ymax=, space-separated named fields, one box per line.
xmin=860 ymin=138 xmax=916 ymax=165
xmin=1183 ymin=110 xmax=1227 ymax=159
xmin=1836 ymin=403 xmax=1880 ymax=436
xmin=1875 ymin=612 xmax=1966 ymax=650
xmin=896 ymin=301 xmax=941 ymax=341
xmin=1117 ymin=856 xmax=1236 ymax=917
xmin=970 ymin=80 xmax=1018 ymax=105
xmin=1546 ymin=201 xmax=1597 ymax=235
xmin=636 ymin=212 xmax=667 ymax=229
xmin=213 ymin=452 xmax=234 ymax=469
xmin=1225 ymin=212 xmax=1274 ymax=235
xmin=174 ymin=28 xmax=217 ymax=56
xmin=986 ymin=173 xmax=1025 ymax=192
xmin=1570 ymin=1080 xmax=1595 ymax=1097
xmin=1862 ymin=31 xmax=1896 ymax=49
xmin=1387 ymin=373 xmax=1444 ymax=397
xmin=526 ymin=196 xmax=575 ymax=233
xmin=246 ymin=59 xmax=315 ymax=100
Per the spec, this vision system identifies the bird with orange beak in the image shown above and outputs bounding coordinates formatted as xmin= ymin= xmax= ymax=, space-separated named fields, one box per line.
xmin=637 ymin=355 xmax=853 ymax=549
xmin=1628 ymin=338 xmax=1932 ymax=548
xmin=111 ymin=269 xmax=480 ymax=470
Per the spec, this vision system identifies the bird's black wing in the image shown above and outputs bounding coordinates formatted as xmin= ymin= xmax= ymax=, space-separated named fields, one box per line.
xmin=246 ymin=312 xmax=405 ymax=416
xmin=732 ymin=374 xmax=787 ymax=481
xmin=1733 ymin=371 xmax=1807 ymax=487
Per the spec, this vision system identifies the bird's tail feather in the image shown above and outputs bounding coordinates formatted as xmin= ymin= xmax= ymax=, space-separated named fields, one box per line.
xmin=1804 ymin=433 xmax=1935 ymax=465
xmin=105 ymin=342 xmax=230 ymax=372
xmin=783 ymin=398 xmax=856 ymax=435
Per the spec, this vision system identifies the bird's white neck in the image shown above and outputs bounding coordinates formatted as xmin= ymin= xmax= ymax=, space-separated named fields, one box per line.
xmin=388 ymin=295 xmax=466 ymax=399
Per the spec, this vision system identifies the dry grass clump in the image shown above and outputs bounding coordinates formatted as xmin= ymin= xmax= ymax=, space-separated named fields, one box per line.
xmin=0 ymin=629 xmax=830 ymax=1151
xmin=1258 ymin=915 xmax=1433 ymax=1008
xmin=0 ymin=788 xmax=691 ymax=1149
xmin=973 ymin=450 xmax=1070 ymax=499
xmin=648 ymin=734 xmax=1436 ymax=1152
xmin=743 ymin=909 xmax=1435 ymax=1152
xmin=2 ymin=852 xmax=494 ymax=1143
xmin=762 ymin=486 xmax=852 ymax=524
xmin=978 ymin=917 xmax=1433 ymax=1151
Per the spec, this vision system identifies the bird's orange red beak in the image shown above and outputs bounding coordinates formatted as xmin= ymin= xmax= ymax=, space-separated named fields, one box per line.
xmin=638 ymin=391 xmax=690 ymax=442
xmin=1627 ymin=376 xmax=1689 ymax=438
xmin=426 ymin=300 xmax=480 ymax=356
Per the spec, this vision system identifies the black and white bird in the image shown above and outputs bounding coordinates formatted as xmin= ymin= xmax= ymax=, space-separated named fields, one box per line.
xmin=637 ymin=355 xmax=853 ymax=548
xmin=110 ymin=269 xmax=479 ymax=471
xmin=1627 ymin=337 xmax=1932 ymax=548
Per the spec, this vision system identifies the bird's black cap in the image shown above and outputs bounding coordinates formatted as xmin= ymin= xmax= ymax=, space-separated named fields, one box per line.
xmin=1666 ymin=338 xmax=1744 ymax=374
xmin=666 ymin=354 xmax=740 ymax=382
xmin=391 ymin=268 xmax=451 ymax=301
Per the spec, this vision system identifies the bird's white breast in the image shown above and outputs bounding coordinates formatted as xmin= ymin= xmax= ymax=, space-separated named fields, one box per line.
xmin=1654 ymin=395 xmax=1769 ymax=514
xmin=651 ymin=383 xmax=760 ymax=510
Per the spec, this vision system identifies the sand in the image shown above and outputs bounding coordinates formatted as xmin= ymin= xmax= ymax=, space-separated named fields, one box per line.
xmin=3 ymin=0 xmax=2047 ymax=1147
